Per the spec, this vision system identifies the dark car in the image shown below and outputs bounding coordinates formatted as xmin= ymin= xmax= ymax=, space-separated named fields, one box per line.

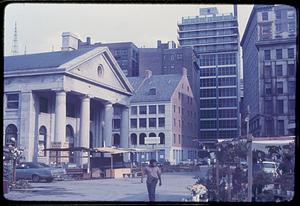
xmin=16 ymin=162 xmax=54 ymax=182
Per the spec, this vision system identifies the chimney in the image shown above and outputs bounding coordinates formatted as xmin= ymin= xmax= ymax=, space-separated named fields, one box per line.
xmin=234 ymin=4 xmax=238 ymax=18
xmin=61 ymin=32 xmax=79 ymax=51
xmin=144 ymin=70 xmax=152 ymax=79
xmin=182 ymin=67 xmax=187 ymax=76
xmin=157 ymin=40 xmax=161 ymax=49
xmin=86 ymin=37 xmax=91 ymax=45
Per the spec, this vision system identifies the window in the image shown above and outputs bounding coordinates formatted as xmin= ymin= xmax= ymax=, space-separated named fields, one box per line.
xmin=171 ymin=55 xmax=175 ymax=61
xmin=39 ymin=97 xmax=48 ymax=113
xmin=265 ymin=120 xmax=274 ymax=136
xmin=131 ymin=133 xmax=137 ymax=145
xmin=219 ymin=109 xmax=237 ymax=118
xmin=287 ymin=10 xmax=295 ymax=19
xmin=130 ymin=119 xmax=137 ymax=128
xmin=218 ymin=88 xmax=236 ymax=97
xmin=217 ymin=53 xmax=236 ymax=65
xmin=139 ymin=133 xmax=146 ymax=145
xmin=113 ymin=134 xmax=120 ymax=147
xmin=277 ymin=100 xmax=284 ymax=114
xmin=264 ymin=50 xmax=271 ymax=60
xmin=178 ymin=92 xmax=181 ymax=99
xmin=139 ymin=118 xmax=147 ymax=128
xmin=38 ymin=126 xmax=47 ymax=157
xmin=276 ymin=49 xmax=282 ymax=59
xmin=200 ymin=120 xmax=217 ymax=129
xmin=177 ymin=54 xmax=182 ymax=59
xmin=219 ymin=120 xmax=237 ymax=128
xmin=149 ymin=88 xmax=157 ymax=95
xmin=173 ymin=105 xmax=176 ymax=113
xmin=219 ymin=67 xmax=236 ymax=75
xmin=5 ymin=124 xmax=18 ymax=146
xmin=149 ymin=118 xmax=156 ymax=128
xmin=97 ymin=64 xmax=104 ymax=77
xmin=200 ymin=99 xmax=217 ymax=108
xmin=178 ymin=120 xmax=181 ymax=128
xmin=200 ymin=78 xmax=216 ymax=87
xmin=288 ymin=48 xmax=294 ymax=59
xmin=200 ymin=67 xmax=216 ymax=76
xmin=276 ymin=65 xmax=283 ymax=76
xmin=6 ymin=93 xmax=19 ymax=109
xmin=277 ymin=120 xmax=284 ymax=136
xmin=173 ymin=134 xmax=176 ymax=144
xmin=262 ymin=12 xmax=268 ymax=21
xmin=199 ymin=54 xmax=216 ymax=66
xmin=264 ymin=66 xmax=272 ymax=78
xmin=113 ymin=119 xmax=120 ymax=129
xmin=158 ymin=105 xmax=165 ymax=114
xmin=178 ymin=106 xmax=180 ymax=114
xmin=277 ymin=82 xmax=283 ymax=94
xmin=288 ymin=64 xmax=295 ymax=76
xmin=288 ymin=22 xmax=296 ymax=32
xmin=149 ymin=105 xmax=156 ymax=114
xmin=288 ymin=81 xmax=295 ymax=95
xmin=288 ymin=100 xmax=295 ymax=114
xmin=275 ymin=24 xmax=281 ymax=33
xmin=131 ymin=106 xmax=137 ymax=115
xmin=265 ymin=100 xmax=273 ymax=114
xmin=200 ymin=89 xmax=217 ymax=97
xmin=174 ymin=118 xmax=176 ymax=126
xmin=139 ymin=106 xmax=147 ymax=114
xmin=159 ymin=133 xmax=165 ymax=144
xmin=218 ymin=98 xmax=237 ymax=107
xmin=275 ymin=10 xmax=281 ymax=19
xmin=158 ymin=118 xmax=165 ymax=127
xmin=218 ymin=77 xmax=236 ymax=86
xmin=265 ymin=83 xmax=272 ymax=95
xmin=178 ymin=135 xmax=181 ymax=144
xmin=199 ymin=110 xmax=216 ymax=118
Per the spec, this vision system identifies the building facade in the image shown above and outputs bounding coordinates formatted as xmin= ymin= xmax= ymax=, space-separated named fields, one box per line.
xmin=241 ymin=5 xmax=296 ymax=137
xmin=3 ymin=44 xmax=133 ymax=167
xmin=139 ymin=40 xmax=200 ymax=116
xmin=127 ymin=69 xmax=198 ymax=165
xmin=178 ymin=6 xmax=241 ymax=139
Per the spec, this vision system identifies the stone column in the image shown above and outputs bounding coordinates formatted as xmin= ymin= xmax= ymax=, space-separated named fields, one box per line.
xmin=54 ymin=90 xmax=66 ymax=143
xmin=79 ymin=95 xmax=90 ymax=167
xmin=120 ymin=106 xmax=129 ymax=148
xmin=103 ymin=103 xmax=113 ymax=147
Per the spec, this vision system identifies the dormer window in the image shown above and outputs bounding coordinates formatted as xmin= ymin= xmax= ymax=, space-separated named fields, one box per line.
xmin=149 ymin=88 xmax=156 ymax=95
xmin=97 ymin=64 xmax=104 ymax=77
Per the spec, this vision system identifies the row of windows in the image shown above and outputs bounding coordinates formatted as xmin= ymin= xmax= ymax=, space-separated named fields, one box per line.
xmin=265 ymin=119 xmax=287 ymax=136
xmin=264 ymin=48 xmax=295 ymax=60
xmin=131 ymin=105 xmax=165 ymax=115
xmin=163 ymin=53 xmax=183 ymax=61
xmin=218 ymin=77 xmax=236 ymax=86
xmin=200 ymin=130 xmax=237 ymax=139
xmin=173 ymin=118 xmax=197 ymax=131
xmin=264 ymin=81 xmax=295 ymax=95
xmin=179 ymin=28 xmax=236 ymax=38
xmin=130 ymin=133 xmax=165 ymax=145
xmin=180 ymin=21 xmax=236 ymax=31
xmin=263 ymin=64 xmax=296 ymax=78
xmin=199 ymin=53 xmax=236 ymax=66
xmin=199 ymin=109 xmax=237 ymax=118
xmin=200 ymin=88 xmax=237 ymax=97
xmin=130 ymin=118 xmax=165 ymax=128
xmin=264 ymin=99 xmax=295 ymax=115
xmin=200 ymin=67 xmax=237 ymax=77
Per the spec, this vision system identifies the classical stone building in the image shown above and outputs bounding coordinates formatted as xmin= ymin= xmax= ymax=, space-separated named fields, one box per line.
xmin=127 ymin=69 xmax=199 ymax=165
xmin=4 ymin=45 xmax=133 ymax=166
xmin=241 ymin=5 xmax=296 ymax=137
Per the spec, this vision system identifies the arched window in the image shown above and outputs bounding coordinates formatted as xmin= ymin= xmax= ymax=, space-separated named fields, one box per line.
xmin=159 ymin=133 xmax=165 ymax=144
xmin=38 ymin=126 xmax=47 ymax=157
xmin=97 ymin=64 xmax=104 ymax=77
xmin=149 ymin=133 xmax=156 ymax=137
xmin=66 ymin=125 xmax=75 ymax=163
xmin=139 ymin=133 xmax=146 ymax=145
xmin=5 ymin=124 xmax=18 ymax=146
xmin=131 ymin=133 xmax=137 ymax=145
xmin=113 ymin=134 xmax=120 ymax=147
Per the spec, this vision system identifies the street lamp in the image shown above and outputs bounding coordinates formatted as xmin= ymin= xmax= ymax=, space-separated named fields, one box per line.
xmin=245 ymin=105 xmax=253 ymax=202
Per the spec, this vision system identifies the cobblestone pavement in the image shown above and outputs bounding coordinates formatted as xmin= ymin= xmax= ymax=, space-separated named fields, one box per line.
xmin=4 ymin=168 xmax=209 ymax=202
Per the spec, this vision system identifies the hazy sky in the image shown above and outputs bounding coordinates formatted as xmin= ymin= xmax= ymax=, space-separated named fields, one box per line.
xmin=4 ymin=3 xmax=253 ymax=56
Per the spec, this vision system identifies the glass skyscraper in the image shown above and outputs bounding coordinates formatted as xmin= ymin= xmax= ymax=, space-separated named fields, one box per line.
xmin=177 ymin=6 xmax=241 ymax=139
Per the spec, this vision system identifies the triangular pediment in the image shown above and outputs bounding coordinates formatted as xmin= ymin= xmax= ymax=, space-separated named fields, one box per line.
xmin=59 ymin=47 xmax=133 ymax=94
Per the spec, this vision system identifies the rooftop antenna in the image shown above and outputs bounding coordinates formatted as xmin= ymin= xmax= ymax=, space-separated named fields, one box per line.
xmin=11 ymin=22 xmax=19 ymax=56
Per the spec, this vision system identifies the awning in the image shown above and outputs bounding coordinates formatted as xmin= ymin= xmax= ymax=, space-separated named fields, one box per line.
xmin=94 ymin=147 xmax=130 ymax=154
xmin=252 ymin=138 xmax=294 ymax=152
xmin=43 ymin=147 xmax=90 ymax=152
xmin=125 ymin=148 xmax=159 ymax=152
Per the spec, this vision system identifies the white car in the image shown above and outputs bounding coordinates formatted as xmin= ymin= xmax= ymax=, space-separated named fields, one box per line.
xmin=261 ymin=161 xmax=278 ymax=177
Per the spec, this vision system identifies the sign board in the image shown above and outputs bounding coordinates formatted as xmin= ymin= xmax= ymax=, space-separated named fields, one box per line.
xmin=145 ymin=137 xmax=160 ymax=144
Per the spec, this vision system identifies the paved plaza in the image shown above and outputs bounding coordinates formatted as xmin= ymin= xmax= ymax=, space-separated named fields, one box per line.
xmin=5 ymin=170 xmax=209 ymax=202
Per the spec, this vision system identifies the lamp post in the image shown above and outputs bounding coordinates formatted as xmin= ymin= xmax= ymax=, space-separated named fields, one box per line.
xmin=245 ymin=105 xmax=252 ymax=202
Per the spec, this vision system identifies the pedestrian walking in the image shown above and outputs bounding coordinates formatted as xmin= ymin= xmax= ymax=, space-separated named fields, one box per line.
xmin=141 ymin=159 xmax=162 ymax=202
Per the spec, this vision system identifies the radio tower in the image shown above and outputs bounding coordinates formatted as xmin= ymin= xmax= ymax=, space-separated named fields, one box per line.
xmin=11 ymin=22 xmax=19 ymax=56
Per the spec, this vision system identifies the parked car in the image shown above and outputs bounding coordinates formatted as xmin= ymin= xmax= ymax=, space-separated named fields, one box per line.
xmin=38 ymin=163 xmax=67 ymax=180
xmin=261 ymin=161 xmax=279 ymax=177
xmin=16 ymin=162 xmax=54 ymax=182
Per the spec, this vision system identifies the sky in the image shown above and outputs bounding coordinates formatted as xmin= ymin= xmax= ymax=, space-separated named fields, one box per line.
xmin=4 ymin=3 xmax=254 ymax=56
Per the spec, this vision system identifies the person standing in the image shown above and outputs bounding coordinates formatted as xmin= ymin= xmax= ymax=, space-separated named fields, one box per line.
xmin=141 ymin=159 xmax=162 ymax=201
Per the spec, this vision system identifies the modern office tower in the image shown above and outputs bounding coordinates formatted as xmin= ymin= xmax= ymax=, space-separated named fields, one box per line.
xmin=241 ymin=5 xmax=296 ymax=137
xmin=178 ymin=6 xmax=241 ymax=139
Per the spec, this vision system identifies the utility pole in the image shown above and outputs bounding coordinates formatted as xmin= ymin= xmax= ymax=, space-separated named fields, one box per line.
xmin=246 ymin=105 xmax=252 ymax=202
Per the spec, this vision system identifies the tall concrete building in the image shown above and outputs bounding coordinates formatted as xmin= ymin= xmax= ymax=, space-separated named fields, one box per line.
xmin=178 ymin=6 xmax=241 ymax=139
xmin=241 ymin=5 xmax=296 ymax=137
xmin=62 ymin=33 xmax=139 ymax=77
xmin=139 ymin=40 xmax=200 ymax=115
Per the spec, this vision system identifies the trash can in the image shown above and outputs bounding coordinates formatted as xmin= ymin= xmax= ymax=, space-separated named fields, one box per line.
xmin=3 ymin=179 xmax=9 ymax=194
